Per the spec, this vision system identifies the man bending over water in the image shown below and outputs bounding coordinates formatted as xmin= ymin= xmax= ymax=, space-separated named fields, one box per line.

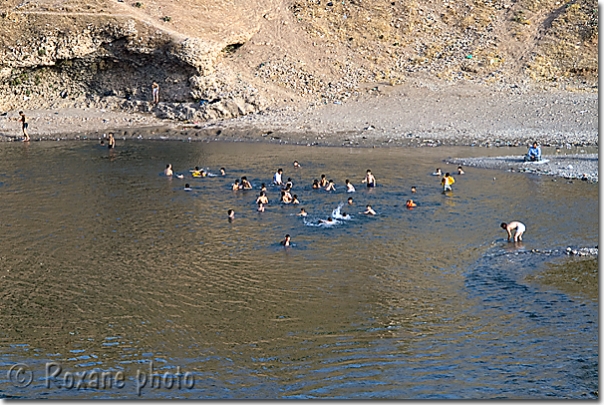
xmin=501 ymin=221 xmax=526 ymax=242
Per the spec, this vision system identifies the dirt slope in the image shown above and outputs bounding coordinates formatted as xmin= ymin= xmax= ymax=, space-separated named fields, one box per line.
xmin=0 ymin=0 xmax=597 ymax=120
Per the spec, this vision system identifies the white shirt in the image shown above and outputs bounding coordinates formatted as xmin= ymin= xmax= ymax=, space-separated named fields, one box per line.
xmin=273 ymin=171 xmax=282 ymax=185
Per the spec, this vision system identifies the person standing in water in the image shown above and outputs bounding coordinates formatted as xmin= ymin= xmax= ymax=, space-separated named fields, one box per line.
xmin=361 ymin=170 xmax=376 ymax=187
xmin=107 ymin=133 xmax=116 ymax=149
xmin=441 ymin=172 xmax=455 ymax=192
xmin=273 ymin=168 xmax=283 ymax=186
xmin=152 ymin=82 xmax=160 ymax=104
xmin=501 ymin=221 xmax=526 ymax=242
xmin=228 ymin=209 xmax=235 ymax=220
xmin=345 ymin=179 xmax=356 ymax=193
xmin=16 ymin=111 xmax=30 ymax=142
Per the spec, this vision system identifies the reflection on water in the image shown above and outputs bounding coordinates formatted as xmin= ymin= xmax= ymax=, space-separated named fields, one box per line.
xmin=0 ymin=141 xmax=598 ymax=399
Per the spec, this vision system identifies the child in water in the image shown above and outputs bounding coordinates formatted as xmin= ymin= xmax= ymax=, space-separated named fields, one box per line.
xmin=257 ymin=202 xmax=265 ymax=212
xmin=232 ymin=179 xmax=240 ymax=190
xmin=345 ymin=179 xmax=356 ymax=193
xmin=298 ymin=208 xmax=307 ymax=217
xmin=363 ymin=205 xmax=376 ymax=215
xmin=406 ymin=199 xmax=417 ymax=208
xmin=228 ymin=209 xmax=235 ymax=220
xmin=361 ymin=170 xmax=376 ymax=187
xmin=312 ymin=179 xmax=320 ymax=189
xmin=325 ymin=180 xmax=336 ymax=191
xmin=442 ymin=173 xmax=455 ymax=192
xmin=281 ymin=234 xmax=291 ymax=246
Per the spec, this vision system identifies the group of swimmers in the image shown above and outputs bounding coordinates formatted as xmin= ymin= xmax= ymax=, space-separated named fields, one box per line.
xmin=165 ymin=157 xmax=526 ymax=246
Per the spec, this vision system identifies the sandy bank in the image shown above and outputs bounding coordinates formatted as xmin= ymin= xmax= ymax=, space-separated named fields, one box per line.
xmin=447 ymin=153 xmax=598 ymax=183
xmin=0 ymin=84 xmax=597 ymax=148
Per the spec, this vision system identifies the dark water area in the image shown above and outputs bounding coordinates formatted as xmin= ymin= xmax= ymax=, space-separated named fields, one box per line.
xmin=0 ymin=141 xmax=598 ymax=399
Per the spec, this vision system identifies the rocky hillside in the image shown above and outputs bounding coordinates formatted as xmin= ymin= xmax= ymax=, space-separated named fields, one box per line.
xmin=0 ymin=0 xmax=597 ymax=122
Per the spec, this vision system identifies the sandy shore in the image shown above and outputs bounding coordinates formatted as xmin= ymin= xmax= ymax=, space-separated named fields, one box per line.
xmin=0 ymin=83 xmax=597 ymax=181
xmin=447 ymin=153 xmax=599 ymax=183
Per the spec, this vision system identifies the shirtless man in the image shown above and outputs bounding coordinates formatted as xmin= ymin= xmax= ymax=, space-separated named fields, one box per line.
xmin=501 ymin=221 xmax=526 ymax=242
xmin=107 ymin=133 xmax=116 ymax=149
xmin=325 ymin=180 xmax=336 ymax=191
xmin=347 ymin=197 xmax=354 ymax=205
xmin=298 ymin=208 xmax=308 ymax=217
xmin=345 ymin=179 xmax=356 ymax=193
xmin=361 ymin=169 xmax=376 ymax=187
xmin=240 ymin=176 xmax=252 ymax=189
xmin=17 ymin=111 xmax=30 ymax=142
xmin=363 ymin=204 xmax=376 ymax=215
xmin=256 ymin=191 xmax=269 ymax=205
xmin=228 ymin=209 xmax=235 ymax=220
xmin=232 ymin=179 xmax=240 ymax=190
xmin=164 ymin=164 xmax=184 ymax=178
xmin=319 ymin=174 xmax=328 ymax=188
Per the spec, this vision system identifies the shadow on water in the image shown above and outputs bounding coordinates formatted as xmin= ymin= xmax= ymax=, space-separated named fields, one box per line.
xmin=0 ymin=141 xmax=598 ymax=399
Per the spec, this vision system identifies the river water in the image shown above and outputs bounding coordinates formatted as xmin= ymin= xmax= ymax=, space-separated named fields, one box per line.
xmin=0 ymin=141 xmax=598 ymax=399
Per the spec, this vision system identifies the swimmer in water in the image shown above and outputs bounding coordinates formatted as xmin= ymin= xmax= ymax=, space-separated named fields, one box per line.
xmin=228 ymin=209 xmax=235 ymax=220
xmin=292 ymin=194 xmax=300 ymax=205
xmin=281 ymin=234 xmax=291 ymax=246
xmin=284 ymin=177 xmax=294 ymax=190
xmin=282 ymin=189 xmax=293 ymax=204
xmin=164 ymin=164 xmax=184 ymax=179
xmin=256 ymin=191 xmax=269 ymax=205
xmin=240 ymin=176 xmax=252 ymax=190
xmin=191 ymin=166 xmax=203 ymax=177
xmin=441 ymin=172 xmax=455 ymax=192
xmin=501 ymin=221 xmax=526 ymax=242
xmin=361 ymin=169 xmax=376 ymax=187
xmin=232 ymin=179 xmax=240 ymax=190
xmin=457 ymin=166 xmax=465 ymax=175
xmin=340 ymin=211 xmax=350 ymax=219
xmin=257 ymin=202 xmax=265 ymax=212
xmin=319 ymin=174 xmax=328 ymax=188
xmin=318 ymin=217 xmax=335 ymax=224
xmin=432 ymin=168 xmax=442 ymax=176
xmin=345 ymin=179 xmax=356 ymax=193
xmin=312 ymin=179 xmax=320 ymax=189
xmin=293 ymin=160 xmax=301 ymax=168
xmin=220 ymin=167 xmax=226 ymax=176
xmin=348 ymin=197 xmax=354 ymax=205
xmin=261 ymin=183 xmax=267 ymax=192
xmin=298 ymin=208 xmax=307 ymax=217
xmin=184 ymin=183 xmax=192 ymax=191
xmin=411 ymin=186 xmax=417 ymax=193
xmin=363 ymin=204 xmax=376 ymax=215
xmin=406 ymin=199 xmax=417 ymax=208
xmin=325 ymin=179 xmax=336 ymax=191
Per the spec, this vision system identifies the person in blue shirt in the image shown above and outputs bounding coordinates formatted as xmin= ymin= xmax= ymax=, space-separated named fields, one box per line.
xmin=525 ymin=142 xmax=542 ymax=161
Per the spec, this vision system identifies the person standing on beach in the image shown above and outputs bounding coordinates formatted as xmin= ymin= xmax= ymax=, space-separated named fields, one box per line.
xmin=16 ymin=111 xmax=30 ymax=142
xmin=152 ymin=82 xmax=160 ymax=104
xmin=501 ymin=221 xmax=526 ymax=242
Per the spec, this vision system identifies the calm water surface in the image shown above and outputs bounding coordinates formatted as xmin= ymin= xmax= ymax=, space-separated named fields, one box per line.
xmin=0 ymin=141 xmax=598 ymax=399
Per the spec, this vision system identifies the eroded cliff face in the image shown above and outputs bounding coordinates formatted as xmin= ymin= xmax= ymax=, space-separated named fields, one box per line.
xmin=0 ymin=0 xmax=597 ymax=122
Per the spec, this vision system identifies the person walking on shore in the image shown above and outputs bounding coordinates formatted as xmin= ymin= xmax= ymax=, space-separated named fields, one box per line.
xmin=16 ymin=111 xmax=30 ymax=142
xmin=501 ymin=221 xmax=526 ymax=242
xmin=152 ymin=82 xmax=160 ymax=104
